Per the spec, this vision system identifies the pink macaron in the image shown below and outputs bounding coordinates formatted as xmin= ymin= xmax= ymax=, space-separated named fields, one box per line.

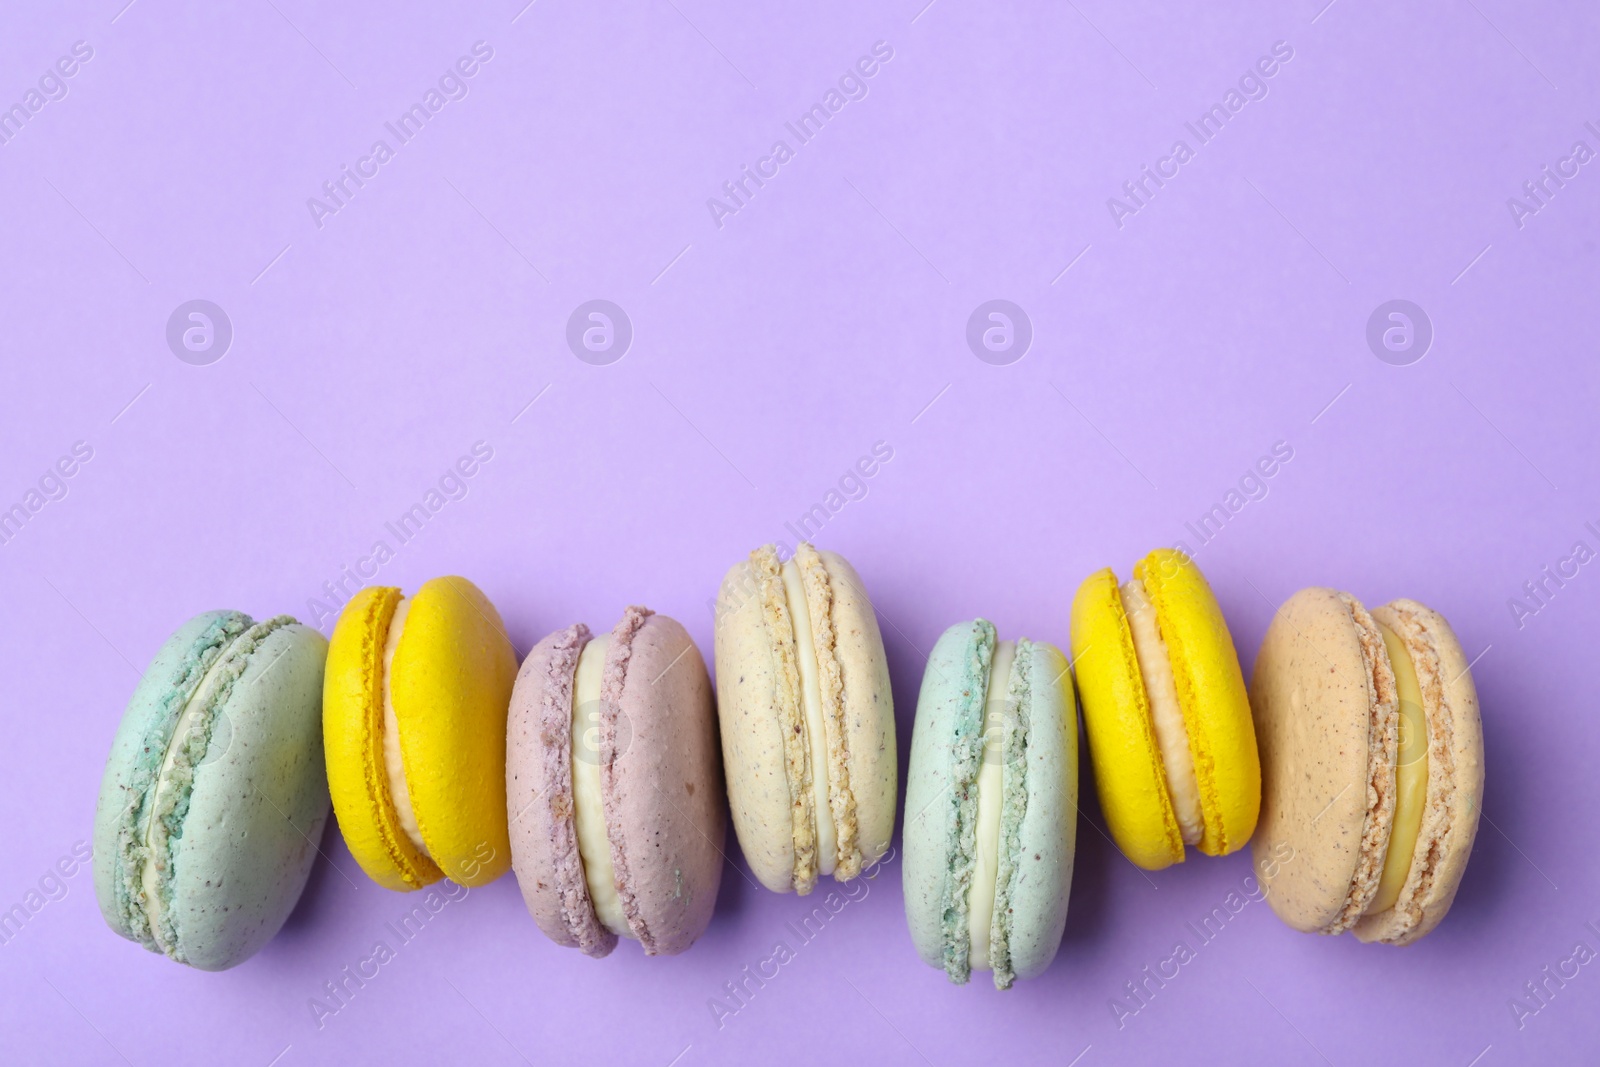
xmin=506 ymin=606 xmax=725 ymax=956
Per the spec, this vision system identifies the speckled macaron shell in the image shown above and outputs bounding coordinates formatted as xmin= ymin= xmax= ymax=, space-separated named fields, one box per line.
xmin=507 ymin=611 xmax=724 ymax=956
xmin=713 ymin=546 xmax=895 ymax=894
xmin=1250 ymin=588 xmax=1398 ymax=934
xmin=602 ymin=610 xmax=726 ymax=954
xmin=713 ymin=556 xmax=796 ymax=891
xmin=904 ymin=621 xmax=991 ymax=975
xmin=1354 ymin=599 xmax=1483 ymax=945
xmin=505 ymin=622 xmax=617 ymax=957
xmin=903 ymin=621 xmax=1078 ymax=986
xmin=1004 ymin=638 xmax=1078 ymax=981
xmin=95 ymin=610 xmax=241 ymax=946
xmin=94 ymin=612 xmax=330 ymax=971
xmin=815 ymin=550 xmax=897 ymax=872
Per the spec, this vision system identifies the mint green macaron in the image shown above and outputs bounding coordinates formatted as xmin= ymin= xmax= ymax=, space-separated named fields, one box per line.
xmin=93 ymin=611 xmax=330 ymax=970
xmin=902 ymin=619 xmax=1079 ymax=989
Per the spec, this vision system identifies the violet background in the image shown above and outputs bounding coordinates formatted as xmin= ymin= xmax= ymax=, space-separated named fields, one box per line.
xmin=3 ymin=0 xmax=1598 ymax=1063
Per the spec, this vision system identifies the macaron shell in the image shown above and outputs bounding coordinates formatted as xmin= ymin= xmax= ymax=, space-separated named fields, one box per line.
xmin=1136 ymin=549 xmax=1259 ymax=856
xmin=505 ymin=623 xmax=617 ymax=956
xmin=1006 ymin=640 xmax=1078 ymax=981
xmin=1250 ymin=587 xmax=1396 ymax=934
xmin=392 ymin=577 xmax=518 ymax=886
xmin=605 ymin=613 xmax=724 ymax=954
xmin=1354 ymin=599 xmax=1484 ymax=945
xmin=902 ymin=620 xmax=993 ymax=975
xmin=94 ymin=610 xmax=253 ymax=948
xmin=714 ymin=558 xmax=798 ymax=893
xmin=1069 ymin=568 xmax=1184 ymax=870
xmin=323 ymin=587 xmax=441 ymax=892
xmin=817 ymin=550 xmax=896 ymax=870
xmin=167 ymin=622 xmax=330 ymax=970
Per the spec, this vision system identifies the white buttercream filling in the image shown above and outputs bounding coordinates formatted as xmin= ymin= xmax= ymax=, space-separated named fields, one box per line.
xmin=572 ymin=635 xmax=629 ymax=937
xmin=142 ymin=631 xmax=244 ymax=952
xmin=1120 ymin=579 xmax=1203 ymax=846
xmin=781 ymin=557 xmax=837 ymax=877
xmin=381 ymin=598 xmax=430 ymax=857
xmin=968 ymin=639 xmax=1015 ymax=972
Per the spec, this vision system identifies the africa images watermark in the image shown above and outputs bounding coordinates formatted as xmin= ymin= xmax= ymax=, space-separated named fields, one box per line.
xmin=1506 ymin=916 xmax=1600 ymax=1030
xmin=0 ymin=40 xmax=94 ymax=148
xmin=304 ymin=440 xmax=495 ymax=630
xmin=0 ymin=440 xmax=95 ymax=549
xmin=775 ymin=439 xmax=895 ymax=554
xmin=708 ymin=439 xmax=896 ymax=624
xmin=1505 ymin=519 xmax=1600 ymax=631
xmin=1505 ymin=120 xmax=1600 ymax=231
xmin=167 ymin=300 xmax=233 ymax=366
xmin=566 ymin=299 xmax=633 ymax=366
xmin=1106 ymin=40 xmax=1296 ymax=229
xmin=0 ymin=841 xmax=94 ymax=949
xmin=1109 ymin=841 xmax=1296 ymax=1029
xmin=306 ymin=41 xmax=495 ymax=230
xmin=704 ymin=41 xmax=896 ymax=230
xmin=1171 ymin=439 xmax=1294 ymax=561
xmin=705 ymin=847 xmax=896 ymax=1031
xmin=967 ymin=300 xmax=1033 ymax=366
xmin=307 ymin=842 xmax=496 ymax=1030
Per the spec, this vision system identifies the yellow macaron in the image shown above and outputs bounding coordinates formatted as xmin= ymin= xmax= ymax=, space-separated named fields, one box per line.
xmin=1069 ymin=549 xmax=1258 ymax=870
xmin=324 ymin=576 xmax=518 ymax=890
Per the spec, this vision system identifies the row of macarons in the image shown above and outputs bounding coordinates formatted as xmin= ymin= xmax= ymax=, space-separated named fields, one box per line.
xmin=93 ymin=543 xmax=1484 ymax=987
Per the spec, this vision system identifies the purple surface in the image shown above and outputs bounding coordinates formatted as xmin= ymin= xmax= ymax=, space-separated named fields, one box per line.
xmin=2 ymin=0 xmax=1597 ymax=1063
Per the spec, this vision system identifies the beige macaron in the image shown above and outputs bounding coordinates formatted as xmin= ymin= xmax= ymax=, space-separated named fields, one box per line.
xmin=714 ymin=542 xmax=896 ymax=895
xmin=1250 ymin=588 xmax=1484 ymax=945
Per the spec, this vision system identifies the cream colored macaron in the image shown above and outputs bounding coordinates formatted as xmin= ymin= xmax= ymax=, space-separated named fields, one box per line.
xmin=713 ymin=542 xmax=895 ymax=894
xmin=1250 ymin=588 xmax=1484 ymax=945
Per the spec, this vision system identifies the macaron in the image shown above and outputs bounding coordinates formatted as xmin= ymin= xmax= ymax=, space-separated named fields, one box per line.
xmin=506 ymin=606 xmax=724 ymax=956
xmin=93 ymin=611 xmax=329 ymax=970
xmin=714 ymin=542 xmax=895 ymax=895
xmin=903 ymin=620 xmax=1078 ymax=989
xmin=1250 ymin=589 xmax=1484 ymax=944
xmin=1070 ymin=548 xmax=1259 ymax=870
xmin=324 ymin=576 xmax=517 ymax=890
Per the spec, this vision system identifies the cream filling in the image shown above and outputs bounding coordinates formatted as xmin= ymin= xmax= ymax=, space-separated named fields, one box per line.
xmin=968 ymin=639 xmax=1015 ymax=972
xmin=781 ymin=558 xmax=837 ymax=877
xmin=142 ymin=632 xmax=244 ymax=952
xmin=572 ymin=635 xmax=629 ymax=937
xmin=1366 ymin=623 xmax=1428 ymax=915
xmin=381 ymin=598 xmax=429 ymax=857
xmin=1120 ymin=579 xmax=1203 ymax=846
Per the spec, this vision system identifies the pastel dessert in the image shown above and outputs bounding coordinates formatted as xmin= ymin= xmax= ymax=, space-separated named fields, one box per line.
xmin=324 ymin=576 xmax=517 ymax=890
xmin=714 ymin=542 xmax=895 ymax=895
xmin=1070 ymin=549 xmax=1259 ymax=869
xmin=1250 ymin=588 xmax=1484 ymax=945
xmin=506 ymin=607 xmax=724 ymax=956
xmin=903 ymin=620 xmax=1078 ymax=989
xmin=93 ymin=611 xmax=329 ymax=970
